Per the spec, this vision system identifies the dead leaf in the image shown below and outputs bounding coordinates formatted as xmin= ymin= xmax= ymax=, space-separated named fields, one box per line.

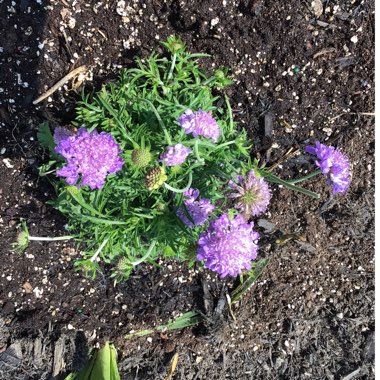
xmin=165 ymin=352 xmax=179 ymax=380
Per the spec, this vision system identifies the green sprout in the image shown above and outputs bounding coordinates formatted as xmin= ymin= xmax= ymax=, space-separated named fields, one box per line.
xmin=64 ymin=342 xmax=120 ymax=380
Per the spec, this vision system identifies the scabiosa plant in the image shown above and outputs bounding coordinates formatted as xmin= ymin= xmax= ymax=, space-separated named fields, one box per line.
xmin=178 ymin=109 xmax=220 ymax=142
xmin=197 ymin=213 xmax=260 ymax=278
xmin=29 ymin=36 xmax=343 ymax=288
xmin=55 ymin=128 xmax=124 ymax=189
xmin=176 ymin=188 xmax=215 ymax=228
xmin=228 ymin=171 xmax=271 ymax=219
xmin=160 ymin=144 xmax=192 ymax=166
xmin=305 ymin=141 xmax=350 ymax=194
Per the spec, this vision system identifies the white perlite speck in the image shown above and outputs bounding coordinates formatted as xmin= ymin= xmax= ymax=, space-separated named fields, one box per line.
xmin=3 ymin=158 xmax=14 ymax=168
xmin=33 ymin=287 xmax=43 ymax=298
xmin=210 ymin=18 xmax=219 ymax=27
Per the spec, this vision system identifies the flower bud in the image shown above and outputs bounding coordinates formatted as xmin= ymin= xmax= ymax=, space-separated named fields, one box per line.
xmin=131 ymin=148 xmax=152 ymax=169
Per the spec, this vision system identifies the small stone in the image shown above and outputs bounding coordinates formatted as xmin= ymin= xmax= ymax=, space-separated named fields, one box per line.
xmin=350 ymin=35 xmax=358 ymax=44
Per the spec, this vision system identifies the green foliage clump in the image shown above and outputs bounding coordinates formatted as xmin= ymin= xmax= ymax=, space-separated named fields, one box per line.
xmin=38 ymin=36 xmax=250 ymax=280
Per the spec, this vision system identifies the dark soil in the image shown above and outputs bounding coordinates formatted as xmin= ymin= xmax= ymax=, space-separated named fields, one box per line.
xmin=0 ymin=0 xmax=374 ymax=379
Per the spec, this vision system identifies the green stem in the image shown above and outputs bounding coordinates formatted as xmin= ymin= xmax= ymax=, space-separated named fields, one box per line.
xmin=167 ymin=53 xmax=177 ymax=81
xmin=90 ymin=237 xmax=110 ymax=263
xmin=263 ymin=172 xmax=320 ymax=199
xmin=212 ymin=140 xmax=236 ymax=151
xmin=142 ymin=99 xmax=172 ymax=145
xmin=284 ymin=169 xmax=322 ymax=184
xmin=131 ymin=240 xmax=157 ymax=266
xmin=194 ymin=138 xmax=204 ymax=164
xmin=164 ymin=172 xmax=193 ymax=193
xmin=29 ymin=235 xmax=74 ymax=242
xmin=224 ymin=94 xmax=234 ymax=135
xmin=97 ymin=95 xmax=137 ymax=146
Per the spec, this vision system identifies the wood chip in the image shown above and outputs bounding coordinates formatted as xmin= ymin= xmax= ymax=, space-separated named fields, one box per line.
xmin=313 ymin=47 xmax=336 ymax=59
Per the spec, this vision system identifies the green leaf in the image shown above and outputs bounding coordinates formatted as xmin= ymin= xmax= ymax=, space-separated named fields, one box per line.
xmin=37 ymin=122 xmax=56 ymax=154
xmin=64 ymin=342 xmax=120 ymax=380
xmin=109 ymin=344 xmax=121 ymax=380
xmin=229 ymin=258 xmax=269 ymax=303
xmin=91 ymin=342 xmax=112 ymax=379
xmin=125 ymin=310 xmax=203 ymax=339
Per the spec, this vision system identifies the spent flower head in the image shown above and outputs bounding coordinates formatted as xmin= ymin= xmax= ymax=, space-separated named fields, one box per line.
xmin=305 ymin=141 xmax=350 ymax=194
xmin=176 ymin=188 xmax=215 ymax=227
xmin=145 ymin=167 xmax=168 ymax=190
xmin=160 ymin=144 xmax=192 ymax=166
xmin=55 ymin=128 xmax=124 ymax=189
xmin=178 ymin=109 xmax=220 ymax=142
xmin=11 ymin=222 xmax=30 ymax=252
xmin=228 ymin=170 xmax=271 ymax=219
xmin=197 ymin=213 xmax=259 ymax=278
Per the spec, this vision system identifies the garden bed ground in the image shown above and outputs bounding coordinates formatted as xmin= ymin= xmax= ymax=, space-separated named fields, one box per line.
xmin=0 ymin=0 xmax=375 ymax=379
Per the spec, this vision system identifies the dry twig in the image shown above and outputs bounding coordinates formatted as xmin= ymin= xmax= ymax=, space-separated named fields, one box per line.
xmin=32 ymin=65 xmax=87 ymax=105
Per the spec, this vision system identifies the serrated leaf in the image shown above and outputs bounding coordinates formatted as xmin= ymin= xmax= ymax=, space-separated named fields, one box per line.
xmin=37 ymin=122 xmax=56 ymax=154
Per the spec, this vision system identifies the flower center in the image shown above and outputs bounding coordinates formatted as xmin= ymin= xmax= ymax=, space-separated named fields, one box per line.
xmin=242 ymin=190 xmax=258 ymax=205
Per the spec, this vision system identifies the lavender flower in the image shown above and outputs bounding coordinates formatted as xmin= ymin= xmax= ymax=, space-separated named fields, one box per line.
xmin=197 ymin=213 xmax=259 ymax=278
xmin=177 ymin=188 xmax=215 ymax=228
xmin=178 ymin=109 xmax=220 ymax=142
xmin=305 ymin=141 xmax=350 ymax=194
xmin=53 ymin=127 xmax=74 ymax=145
xmin=55 ymin=128 xmax=124 ymax=189
xmin=160 ymin=143 xmax=192 ymax=166
xmin=228 ymin=171 xmax=271 ymax=219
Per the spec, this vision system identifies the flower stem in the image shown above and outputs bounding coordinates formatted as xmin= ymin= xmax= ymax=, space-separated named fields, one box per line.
xmin=284 ymin=169 xmax=322 ymax=184
xmin=224 ymin=94 xmax=234 ymax=136
xmin=194 ymin=138 xmax=204 ymax=164
xmin=263 ymin=172 xmax=320 ymax=199
xmin=90 ymin=237 xmax=110 ymax=263
xmin=164 ymin=172 xmax=193 ymax=193
xmin=131 ymin=240 xmax=157 ymax=266
xmin=167 ymin=53 xmax=177 ymax=81
xmin=29 ymin=235 xmax=74 ymax=242
xmin=142 ymin=99 xmax=172 ymax=145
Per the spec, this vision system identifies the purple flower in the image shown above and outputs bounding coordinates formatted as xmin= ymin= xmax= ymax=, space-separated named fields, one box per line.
xmin=197 ymin=213 xmax=259 ymax=278
xmin=160 ymin=143 xmax=192 ymax=166
xmin=55 ymin=128 xmax=124 ymax=189
xmin=176 ymin=188 xmax=215 ymax=228
xmin=305 ymin=141 xmax=350 ymax=194
xmin=53 ymin=127 xmax=74 ymax=145
xmin=178 ymin=109 xmax=220 ymax=142
xmin=228 ymin=171 xmax=271 ymax=219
